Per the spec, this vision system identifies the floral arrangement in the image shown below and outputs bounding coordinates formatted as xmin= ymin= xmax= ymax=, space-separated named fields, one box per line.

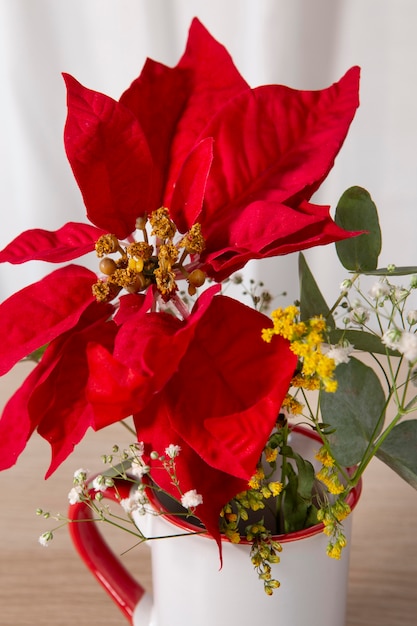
xmin=1 ymin=19 xmax=416 ymax=594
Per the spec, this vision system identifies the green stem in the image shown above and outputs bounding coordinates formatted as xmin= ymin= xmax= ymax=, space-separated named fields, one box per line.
xmin=119 ymin=420 xmax=137 ymax=436
xmin=276 ymin=421 xmax=290 ymax=533
xmin=327 ymin=273 xmax=360 ymax=320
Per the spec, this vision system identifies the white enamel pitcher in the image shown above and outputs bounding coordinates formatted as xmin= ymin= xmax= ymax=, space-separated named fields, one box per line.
xmin=68 ymin=428 xmax=362 ymax=626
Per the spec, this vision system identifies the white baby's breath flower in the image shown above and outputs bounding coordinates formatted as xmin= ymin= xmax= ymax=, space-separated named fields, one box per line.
xmin=325 ymin=343 xmax=354 ymax=365
xmin=181 ymin=489 xmax=203 ymax=509
xmin=398 ymin=331 xmax=417 ymax=363
xmin=68 ymin=486 xmax=83 ymax=505
xmin=134 ymin=441 xmax=145 ymax=457
xmin=407 ymin=310 xmax=417 ymax=326
xmin=368 ymin=280 xmax=391 ymax=300
xmin=92 ymin=475 xmax=107 ymax=492
xmin=121 ymin=487 xmax=149 ymax=515
xmin=349 ymin=306 xmax=369 ymax=326
xmin=73 ymin=468 xmax=88 ymax=482
xmin=392 ymin=287 xmax=408 ymax=303
xmin=38 ymin=531 xmax=53 ymax=547
xmin=165 ymin=444 xmax=181 ymax=459
xmin=340 ymin=279 xmax=352 ymax=291
xmin=130 ymin=459 xmax=150 ymax=479
xmin=382 ymin=328 xmax=402 ymax=350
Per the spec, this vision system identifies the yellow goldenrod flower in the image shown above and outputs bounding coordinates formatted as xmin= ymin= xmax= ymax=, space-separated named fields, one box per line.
xmin=317 ymin=467 xmax=345 ymax=495
xmin=268 ymin=481 xmax=284 ymax=496
xmin=282 ymin=394 xmax=304 ymax=415
xmin=227 ymin=530 xmax=241 ymax=544
xmin=264 ymin=446 xmax=278 ymax=463
xmin=315 ymin=446 xmax=335 ymax=468
xmin=327 ymin=543 xmax=342 ymax=559
xmin=248 ymin=467 xmax=265 ymax=489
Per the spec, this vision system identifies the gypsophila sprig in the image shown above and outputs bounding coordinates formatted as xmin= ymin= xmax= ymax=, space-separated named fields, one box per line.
xmin=37 ymin=442 xmax=207 ymax=551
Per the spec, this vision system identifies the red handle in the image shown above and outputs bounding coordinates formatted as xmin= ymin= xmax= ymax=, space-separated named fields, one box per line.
xmin=68 ymin=478 xmax=147 ymax=624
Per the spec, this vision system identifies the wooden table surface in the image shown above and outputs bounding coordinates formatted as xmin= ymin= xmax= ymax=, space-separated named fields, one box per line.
xmin=1 ymin=363 xmax=417 ymax=625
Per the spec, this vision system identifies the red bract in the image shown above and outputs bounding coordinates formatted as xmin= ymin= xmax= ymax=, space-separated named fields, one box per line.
xmin=0 ymin=265 xmax=99 ymax=375
xmin=0 ymin=298 xmax=116 ymax=473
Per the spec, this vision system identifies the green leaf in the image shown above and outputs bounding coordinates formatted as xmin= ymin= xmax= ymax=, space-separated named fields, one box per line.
xmin=328 ymin=328 xmax=400 ymax=356
xmin=335 ymin=186 xmax=382 ymax=271
xmin=298 ymin=253 xmax=335 ymax=328
xmin=282 ymin=446 xmax=317 ymax=532
xmin=376 ymin=420 xmax=417 ymax=490
xmin=291 ymin=450 xmax=316 ymax=501
xmin=320 ymin=357 xmax=386 ymax=466
xmin=361 ymin=266 xmax=417 ymax=276
xmin=283 ymin=464 xmax=316 ymax=532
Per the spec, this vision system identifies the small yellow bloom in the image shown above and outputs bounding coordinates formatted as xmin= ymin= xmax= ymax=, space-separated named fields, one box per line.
xmin=226 ymin=530 xmax=241 ymax=544
xmin=268 ymin=481 xmax=284 ymax=497
xmin=282 ymin=394 xmax=304 ymax=415
xmin=248 ymin=467 xmax=265 ymax=489
xmin=327 ymin=543 xmax=342 ymax=559
xmin=315 ymin=446 xmax=335 ymax=468
xmin=317 ymin=467 xmax=345 ymax=495
xmin=264 ymin=446 xmax=278 ymax=463
xmin=261 ymin=486 xmax=272 ymax=499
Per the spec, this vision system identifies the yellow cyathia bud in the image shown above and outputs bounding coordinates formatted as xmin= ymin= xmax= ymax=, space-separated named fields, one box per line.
xmin=99 ymin=257 xmax=118 ymax=276
xmin=187 ymin=269 xmax=206 ymax=288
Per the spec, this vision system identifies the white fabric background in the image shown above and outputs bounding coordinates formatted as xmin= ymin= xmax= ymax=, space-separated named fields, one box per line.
xmin=1 ymin=0 xmax=416 ymax=307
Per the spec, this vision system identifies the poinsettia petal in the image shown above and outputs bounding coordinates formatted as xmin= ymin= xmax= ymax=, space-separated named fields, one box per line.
xmin=32 ymin=305 xmax=117 ymax=476
xmin=0 ymin=364 xmax=47 ymax=470
xmin=86 ymin=343 xmax=151 ymax=428
xmin=113 ymin=292 xmax=147 ymax=326
xmin=202 ymin=200 xmax=362 ymax=281
xmin=112 ymin=285 xmax=219 ymax=374
xmin=195 ymin=68 xmax=360 ymax=279
xmin=0 ymin=301 xmax=115 ymax=472
xmin=133 ymin=395 xmax=247 ymax=551
xmin=0 ymin=265 xmax=97 ymax=375
xmin=202 ymin=68 xmax=360 ymax=213
xmin=169 ymin=138 xmax=213 ymax=233
xmin=63 ymin=74 xmax=155 ymax=238
xmin=119 ymin=58 xmax=189 ymax=205
xmin=0 ymin=222 xmax=105 ymax=264
xmin=163 ymin=18 xmax=250 ymax=207
xmin=0 ymin=319 xmax=86 ymax=469
xmin=163 ymin=296 xmax=297 ymax=479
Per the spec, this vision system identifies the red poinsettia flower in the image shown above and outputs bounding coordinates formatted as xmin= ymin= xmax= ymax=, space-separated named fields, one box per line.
xmin=0 ymin=18 xmax=361 ymax=534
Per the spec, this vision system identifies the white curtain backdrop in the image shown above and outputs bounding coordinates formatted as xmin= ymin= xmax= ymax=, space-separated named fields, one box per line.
xmin=1 ymin=0 xmax=417 ymax=306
